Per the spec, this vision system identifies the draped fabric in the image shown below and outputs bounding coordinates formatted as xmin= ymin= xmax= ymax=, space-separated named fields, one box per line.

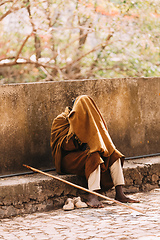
xmin=67 ymin=95 xmax=116 ymax=157
xmin=50 ymin=95 xmax=124 ymax=190
xmin=50 ymin=107 xmax=70 ymax=173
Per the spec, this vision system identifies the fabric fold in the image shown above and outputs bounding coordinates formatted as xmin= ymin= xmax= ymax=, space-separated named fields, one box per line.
xmin=50 ymin=95 xmax=124 ymax=182
xmin=67 ymin=95 xmax=116 ymax=157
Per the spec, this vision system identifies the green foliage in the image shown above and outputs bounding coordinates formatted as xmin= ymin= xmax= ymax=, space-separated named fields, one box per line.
xmin=0 ymin=0 xmax=160 ymax=83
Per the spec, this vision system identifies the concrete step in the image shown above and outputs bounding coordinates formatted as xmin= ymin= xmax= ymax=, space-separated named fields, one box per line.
xmin=0 ymin=156 xmax=159 ymax=218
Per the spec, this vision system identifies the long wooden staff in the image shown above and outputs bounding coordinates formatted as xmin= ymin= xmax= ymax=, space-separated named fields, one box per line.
xmin=23 ymin=164 xmax=144 ymax=214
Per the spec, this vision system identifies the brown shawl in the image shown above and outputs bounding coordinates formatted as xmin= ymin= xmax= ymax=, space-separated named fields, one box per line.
xmin=51 ymin=95 xmax=124 ymax=174
xmin=68 ymin=95 xmax=116 ymax=157
xmin=50 ymin=107 xmax=70 ymax=173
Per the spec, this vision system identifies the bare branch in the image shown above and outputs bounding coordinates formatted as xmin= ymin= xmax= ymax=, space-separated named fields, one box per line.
xmin=40 ymin=66 xmax=53 ymax=79
xmin=89 ymin=33 xmax=114 ymax=72
xmin=15 ymin=32 xmax=33 ymax=62
xmin=78 ymin=15 xmax=93 ymax=49
xmin=26 ymin=0 xmax=41 ymax=62
xmin=65 ymin=31 xmax=93 ymax=51
xmin=61 ymin=33 xmax=113 ymax=70
xmin=45 ymin=1 xmax=60 ymax=28
xmin=0 ymin=56 xmax=15 ymax=61
xmin=0 ymin=57 xmax=60 ymax=71
xmin=0 ymin=9 xmax=12 ymax=21
xmin=45 ymin=29 xmax=95 ymax=64
xmin=48 ymin=26 xmax=95 ymax=32
xmin=0 ymin=1 xmax=13 ymax=7
xmin=0 ymin=0 xmax=19 ymax=21
xmin=26 ymin=0 xmax=34 ymax=28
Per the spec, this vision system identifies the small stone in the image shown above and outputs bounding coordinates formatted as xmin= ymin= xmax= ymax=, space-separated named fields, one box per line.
xmin=141 ymin=184 xmax=156 ymax=192
xmin=124 ymin=178 xmax=133 ymax=186
xmin=151 ymin=174 xmax=159 ymax=183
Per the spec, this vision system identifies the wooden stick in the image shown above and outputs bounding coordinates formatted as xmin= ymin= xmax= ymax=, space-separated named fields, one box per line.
xmin=23 ymin=164 xmax=144 ymax=214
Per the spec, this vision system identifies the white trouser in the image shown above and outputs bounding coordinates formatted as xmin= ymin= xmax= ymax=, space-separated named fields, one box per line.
xmin=88 ymin=158 xmax=125 ymax=191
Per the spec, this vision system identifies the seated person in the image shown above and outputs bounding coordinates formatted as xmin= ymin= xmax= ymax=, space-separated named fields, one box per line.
xmin=50 ymin=95 xmax=139 ymax=207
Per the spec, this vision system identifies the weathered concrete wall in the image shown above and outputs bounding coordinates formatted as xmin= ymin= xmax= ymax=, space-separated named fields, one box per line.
xmin=0 ymin=77 xmax=160 ymax=175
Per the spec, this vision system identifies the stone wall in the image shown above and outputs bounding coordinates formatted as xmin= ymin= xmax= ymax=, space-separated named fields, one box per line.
xmin=0 ymin=156 xmax=159 ymax=218
xmin=0 ymin=77 xmax=160 ymax=175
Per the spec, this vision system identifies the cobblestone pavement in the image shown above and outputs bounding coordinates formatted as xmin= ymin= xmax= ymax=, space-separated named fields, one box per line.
xmin=0 ymin=189 xmax=159 ymax=240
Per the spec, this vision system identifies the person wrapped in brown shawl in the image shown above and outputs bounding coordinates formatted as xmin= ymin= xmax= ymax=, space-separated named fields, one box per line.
xmin=50 ymin=95 xmax=139 ymax=207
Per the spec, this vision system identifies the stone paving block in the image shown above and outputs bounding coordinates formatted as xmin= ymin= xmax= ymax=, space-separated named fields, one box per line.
xmin=1 ymin=190 xmax=159 ymax=240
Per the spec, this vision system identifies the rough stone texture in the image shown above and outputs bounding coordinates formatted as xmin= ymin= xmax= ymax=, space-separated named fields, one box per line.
xmin=0 ymin=171 xmax=87 ymax=218
xmin=123 ymin=156 xmax=160 ymax=192
xmin=0 ymin=189 xmax=160 ymax=240
xmin=0 ymin=156 xmax=159 ymax=218
xmin=0 ymin=77 xmax=160 ymax=175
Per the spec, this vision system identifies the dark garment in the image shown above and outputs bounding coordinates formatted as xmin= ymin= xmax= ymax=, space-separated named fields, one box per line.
xmin=50 ymin=95 xmax=124 ymax=191
xmin=61 ymin=135 xmax=124 ymax=191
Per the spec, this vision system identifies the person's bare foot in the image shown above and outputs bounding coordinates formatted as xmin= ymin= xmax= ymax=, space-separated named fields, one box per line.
xmin=87 ymin=194 xmax=104 ymax=208
xmin=115 ymin=185 xmax=140 ymax=203
xmin=115 ymin=195 xmax=140 ymax=203
xmin=86 ymin=186 xmax=139 ymax=207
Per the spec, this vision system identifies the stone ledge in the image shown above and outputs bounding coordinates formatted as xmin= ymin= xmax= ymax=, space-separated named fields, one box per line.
xmin=0 ymin=156 xmax=159 ymax=218
xmin=123 ymin=156 xmax=160 ymax=191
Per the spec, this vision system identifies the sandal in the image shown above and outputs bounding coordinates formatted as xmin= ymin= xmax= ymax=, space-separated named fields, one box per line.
xmin=63 ymin=198 xmax=74 ymax=211
xmin=73 ymin=197 xmax=88 ymax=209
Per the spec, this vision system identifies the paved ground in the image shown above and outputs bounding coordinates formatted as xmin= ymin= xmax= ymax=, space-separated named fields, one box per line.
xmin=0 ymin=188 xmax=159 ymax=240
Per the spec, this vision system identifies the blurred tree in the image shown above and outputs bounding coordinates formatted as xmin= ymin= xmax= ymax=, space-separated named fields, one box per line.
xmin=0 ymin=0 xmax=160 ymax=83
